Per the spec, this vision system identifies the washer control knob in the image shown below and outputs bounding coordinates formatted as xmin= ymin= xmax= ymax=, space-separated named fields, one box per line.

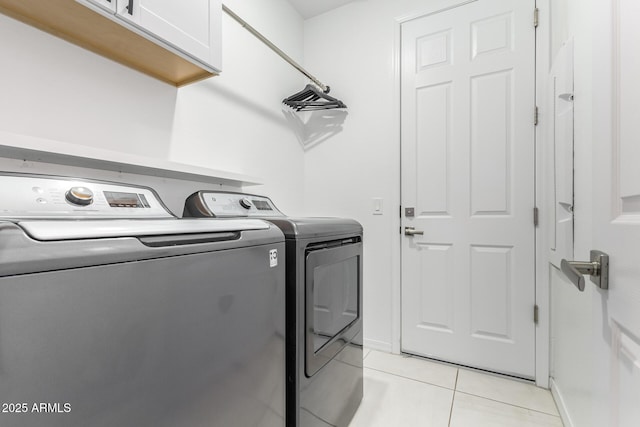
xmin=239 ymin=197 xmax=252 ymax=209
xmin=66 ymin=186 xmax=94 ymax=206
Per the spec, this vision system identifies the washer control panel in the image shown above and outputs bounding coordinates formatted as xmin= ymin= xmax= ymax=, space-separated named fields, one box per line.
xmin=186 ymin=191 xmax=284 ymax=218
xmin=0 ymin=175 xmax=173 ymax=219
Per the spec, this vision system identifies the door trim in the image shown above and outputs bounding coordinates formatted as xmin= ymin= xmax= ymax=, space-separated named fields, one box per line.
xmin=389 ymin=0 xmax=550 ymax=387
xmin=534 ymin=0 xmax=551 ymax=389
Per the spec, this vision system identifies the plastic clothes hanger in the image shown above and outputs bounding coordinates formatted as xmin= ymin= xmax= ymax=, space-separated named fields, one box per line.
xmin=282 ymin=84 xmax=347 ymax=111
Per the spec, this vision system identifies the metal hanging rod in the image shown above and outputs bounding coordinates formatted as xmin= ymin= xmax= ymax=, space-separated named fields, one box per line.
xmin=222 ymin=4 xmax=329 ymax=93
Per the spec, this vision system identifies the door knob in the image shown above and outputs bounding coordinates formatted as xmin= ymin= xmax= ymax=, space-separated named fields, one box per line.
xmin=404 ymin=227 xmax=424 ymax=236
xmin=560 ymin=250 xmax=609 ymax=291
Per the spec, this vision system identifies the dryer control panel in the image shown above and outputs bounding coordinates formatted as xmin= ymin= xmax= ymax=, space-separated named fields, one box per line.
xmin=0 ymin=174 xmax=173 ymax=219
xmin=184 ymin=191 xmax=284 ymax=218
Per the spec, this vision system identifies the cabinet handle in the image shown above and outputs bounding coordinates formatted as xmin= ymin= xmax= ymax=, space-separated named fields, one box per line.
xmin=126 ymin=0 xmax=134 ymax=15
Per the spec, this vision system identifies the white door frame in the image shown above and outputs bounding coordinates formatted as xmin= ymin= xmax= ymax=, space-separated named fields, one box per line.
xmin=389 ymin=0 xmax=551 ymax=387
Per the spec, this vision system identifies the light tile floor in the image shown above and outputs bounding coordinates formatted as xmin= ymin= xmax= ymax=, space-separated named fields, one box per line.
xmin=348 ymin=350 xmax=563 ymax=427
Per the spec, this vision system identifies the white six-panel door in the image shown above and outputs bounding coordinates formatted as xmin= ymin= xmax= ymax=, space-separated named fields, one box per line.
xmin=401 ymin=0 xmax=536 ymax=378
xmin=591 ymin=0 xmax=640 ymax=424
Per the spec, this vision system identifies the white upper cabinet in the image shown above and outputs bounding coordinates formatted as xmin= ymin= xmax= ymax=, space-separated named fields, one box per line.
xmin=77 ymin=0 xmax=221 ymax=73
xmin=83 ymin=0 xmax=116 ymax=13
xmin=0 ymin=0 xmax=217 ymax=85
xmin=115 ymin=0 xmax=221 ymax=72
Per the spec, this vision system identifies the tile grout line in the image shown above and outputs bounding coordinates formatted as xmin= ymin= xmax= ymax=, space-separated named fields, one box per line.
xmin=407 ymin=352 xmax=534 ymax=383
xmin=454 ymin=390 xmax=562 ymax=418
xmin=447 ymin=370 xmax=459 ymax=427
xmin=365 ymin=352 xmax=561 ymax=424
xmin=364 ymin=366 xmax=457 ymax=392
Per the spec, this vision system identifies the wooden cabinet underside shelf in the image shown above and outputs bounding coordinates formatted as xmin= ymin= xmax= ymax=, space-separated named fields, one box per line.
xmin=0 ymin=0 xmax=216 ymax=86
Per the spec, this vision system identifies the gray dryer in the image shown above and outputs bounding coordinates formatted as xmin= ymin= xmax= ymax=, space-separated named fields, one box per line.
xmin=184 ymin=191 xmax=363 ymax=427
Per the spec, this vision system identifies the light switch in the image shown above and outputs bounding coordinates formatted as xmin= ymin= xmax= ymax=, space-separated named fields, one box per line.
xmin=373 ymin=198 xmax=383 ymax=215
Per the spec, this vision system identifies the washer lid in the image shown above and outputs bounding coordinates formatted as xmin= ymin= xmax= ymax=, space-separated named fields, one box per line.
xmin=17 ymin=218 xmax=270 ymax=241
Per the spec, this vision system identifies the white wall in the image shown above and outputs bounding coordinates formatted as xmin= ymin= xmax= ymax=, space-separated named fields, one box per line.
xmin=0 ymin=0 xmax=306 ymax=215
xmin=301 ymin=0 xmax=481 ymax=351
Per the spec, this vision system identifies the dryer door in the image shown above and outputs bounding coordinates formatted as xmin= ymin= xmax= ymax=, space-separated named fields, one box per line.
xmin=305 ymin=239 xmax=362 ymax=377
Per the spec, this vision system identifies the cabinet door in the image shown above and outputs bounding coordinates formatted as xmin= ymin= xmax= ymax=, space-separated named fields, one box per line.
xmin=116 ymin=0 xmax=221 ymax=71
xmin=78 ymin=0 xmax=117 ymax=13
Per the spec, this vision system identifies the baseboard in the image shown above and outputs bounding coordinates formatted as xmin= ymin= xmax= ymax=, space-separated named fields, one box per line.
xmin=550 ymin=378 xmax=574 ymax=427
xmin=363 ymin=338 xmax=392 ymax=353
